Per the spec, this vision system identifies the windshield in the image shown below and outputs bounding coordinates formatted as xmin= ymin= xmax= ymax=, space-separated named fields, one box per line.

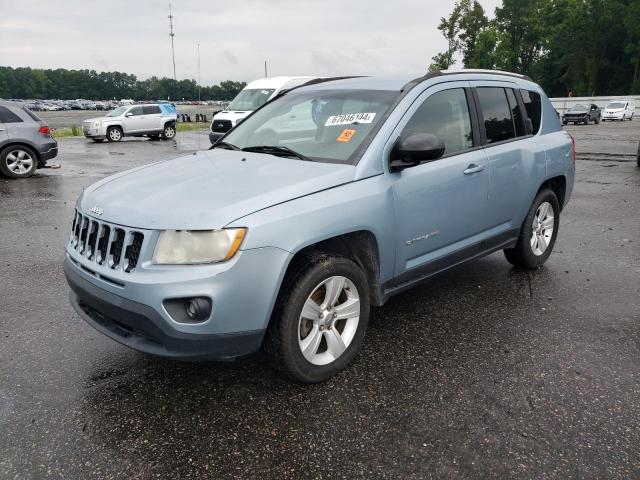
xmin=106 ymin=106 xmax=128 ymax=117
xmin=228 ymin=89 xmax=276 ymax=111
xmin=606 ymin=102 xmax=626 ymax=109
xmin=222 ymin=89 xmax=400 ymax=164
xmin=569 ymin=104 xmax=588 ymax=111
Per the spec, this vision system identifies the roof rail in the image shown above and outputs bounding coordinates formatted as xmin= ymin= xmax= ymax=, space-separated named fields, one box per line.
xmin=277 ymin=76 xmax=367 ymax=98
xmin=406 ymin=69 xmax=532 ymax=89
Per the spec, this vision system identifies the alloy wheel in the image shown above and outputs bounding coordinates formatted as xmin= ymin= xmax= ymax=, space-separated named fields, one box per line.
xmin=5 ymin=149 xmax=34 ymax=176
xmin=298 ymin=276 xmax=360 ymax=366
xmin=530 ymin=201 xmax=555 ymax=256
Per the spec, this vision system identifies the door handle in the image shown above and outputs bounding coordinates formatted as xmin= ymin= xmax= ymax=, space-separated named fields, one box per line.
xmin=463 ymin=164 xmax=485 ymax=175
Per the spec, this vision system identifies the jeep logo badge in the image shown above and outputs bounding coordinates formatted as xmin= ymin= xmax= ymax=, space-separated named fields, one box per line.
xmin=90 ymin=206 xmax=104 ymax=216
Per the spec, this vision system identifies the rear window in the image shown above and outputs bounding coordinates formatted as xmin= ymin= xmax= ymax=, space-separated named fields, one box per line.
xmin=142 ymin=105 xmax=161 ymax=115
xmin=21 ymin=106 xmax=42 ymax=122
xmin=0 ymin=106 xmax=24 ymax=123
xmin=520 ymin=90 xmax=542 ymax=134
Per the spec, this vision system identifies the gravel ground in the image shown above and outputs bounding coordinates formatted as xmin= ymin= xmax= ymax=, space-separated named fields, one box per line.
xmin=0 ymin=122 xmax=639 ymax=479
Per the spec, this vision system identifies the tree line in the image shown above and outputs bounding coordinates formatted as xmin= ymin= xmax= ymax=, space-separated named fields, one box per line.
xmin=430 ymin=0 xmax=640 ymax=97
xmin=0 ymin=66 xmax=246 ymax=101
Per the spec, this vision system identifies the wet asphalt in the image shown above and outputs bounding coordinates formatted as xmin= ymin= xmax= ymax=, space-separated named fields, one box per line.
xmin=1 ymin=124 xmax=639 ymax=479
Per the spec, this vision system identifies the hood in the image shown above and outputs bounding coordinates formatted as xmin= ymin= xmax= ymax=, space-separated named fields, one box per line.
xmin=83 ymin=116 xmax=112 ymax=123
xmin=214 ymin=111 xmax=250 ymax=123
xmin=565 ymin=109 xmax=588 ymax=115
xmin=80 ymin=149 xmax=356 ymax=230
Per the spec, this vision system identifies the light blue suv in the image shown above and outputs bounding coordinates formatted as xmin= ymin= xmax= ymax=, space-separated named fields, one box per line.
xmin=64 ymin=70 xmax=575 ymax=383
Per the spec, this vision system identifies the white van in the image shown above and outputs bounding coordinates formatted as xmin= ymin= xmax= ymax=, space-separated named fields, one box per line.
xmin=602 ymin=99 xmax=636 ymax=121
xmin=209 ymin=76 xmax=316 ymax=144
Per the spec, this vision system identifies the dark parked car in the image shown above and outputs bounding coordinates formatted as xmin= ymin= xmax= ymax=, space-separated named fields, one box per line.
xmin=562 ymin=104 xmax=601 ymax=125
xmin=0 ymin=101 xmax=58 ymax=179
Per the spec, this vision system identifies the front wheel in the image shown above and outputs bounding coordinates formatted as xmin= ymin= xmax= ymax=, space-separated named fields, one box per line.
xmin=106 ymin=126 xmax=123 ymax=142
xmin=266 ymin=253 xmax=370 ymax=383
xmin=162 ymin=123 xmax=176 ymax=140
xmin=594 ymin=116 xmax=600 ymax=124
xmin=504 ymin=189 xmax=560 ymax=269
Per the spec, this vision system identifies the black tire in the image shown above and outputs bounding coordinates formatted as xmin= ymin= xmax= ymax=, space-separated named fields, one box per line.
xmin=106 ymin=126 xmax=123 ymax=142
xmin=91 ymin=138 xmax=104 ymax=143
xmin=594 ymin=115 xmax=600 ymax=124
xmin=265 ymin=253 xmax=370 ymax=383
xmin=162 ymin=123 xmax=176 ymax=140
xmin=562 ymin=121 xmax=568 ymax=126
xmin=148 ymin=134 xmax=160 ymax=141
xmin=504 ymin=189 xmax=560 ymax=269
xmin=0 ymin=145 xmax=38 ymax=179
xmin=583 ymin=117 xmax=589 ymax=125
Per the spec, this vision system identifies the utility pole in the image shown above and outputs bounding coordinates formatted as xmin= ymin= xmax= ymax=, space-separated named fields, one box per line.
xmin=168 ymin=3 xmax=176 ymax=81
xmin=264 ymin=60 xmax=268 ymax=78
xmin=197 ymin=43 xmax=201 ymax=102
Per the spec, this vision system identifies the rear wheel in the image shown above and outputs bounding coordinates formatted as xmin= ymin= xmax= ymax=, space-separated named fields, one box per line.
xmin=106 ymin=126 xmax=123 ymax=142
xmin=162 ymin=123 xmax=176 ymax=140
xmin=266 ymin=253 xmax=370 ymax=383
xmin=0 ymin=145 xmax=38 ymax=178
xmin=504 ymin=189 xmax=560 ymax=269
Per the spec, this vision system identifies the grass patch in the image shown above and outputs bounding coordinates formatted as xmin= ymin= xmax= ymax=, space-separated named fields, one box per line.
xmin=52 ymin=122 xmax=209 ymax=138
xmin=52 ymin=128 xmax=79 ymax=138
xmin=176 ymin=122 xmax=209 ymax=132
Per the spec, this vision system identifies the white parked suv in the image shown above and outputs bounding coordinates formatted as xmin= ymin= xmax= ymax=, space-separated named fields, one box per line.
xmin=83 ymin=103 xmax=178 ymax=142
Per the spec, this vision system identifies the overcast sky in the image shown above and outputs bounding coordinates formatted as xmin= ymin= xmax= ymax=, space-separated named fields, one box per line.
xmin=0 ymin=0 xmax=502 ymax=85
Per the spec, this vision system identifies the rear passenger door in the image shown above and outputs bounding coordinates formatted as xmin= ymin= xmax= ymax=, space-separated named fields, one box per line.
xmin=142 ymin=105 xmax=162 ymax=132
xmin=470 ymin=82 xmax=546 ymax=235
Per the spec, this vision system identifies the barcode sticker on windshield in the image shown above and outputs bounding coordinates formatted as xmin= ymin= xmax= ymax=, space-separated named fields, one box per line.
xmin=325 ymin=112 xmax=376 ymax=126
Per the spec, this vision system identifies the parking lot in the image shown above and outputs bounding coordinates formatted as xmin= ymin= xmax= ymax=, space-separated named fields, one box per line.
xmin=1 ymin=121 xmax=639 ymax=478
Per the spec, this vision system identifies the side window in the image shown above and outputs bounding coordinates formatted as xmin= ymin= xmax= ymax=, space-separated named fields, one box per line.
xmin=142 ymin=105 xmax=161 ymax=115
xmin=476 ymin=87 xmax=515 ymax=144
xmin=520 ymin=89 xmax=542 ymax=134
xmin=401 ymin=88 xmax=473 ymax=156
xmin=0 ymin=106 xmax=24 ymax=123
xmin=505 ymin=89 xmax=526 ymax=137
xmin=128 ymin=106 xmax=143 ymax=116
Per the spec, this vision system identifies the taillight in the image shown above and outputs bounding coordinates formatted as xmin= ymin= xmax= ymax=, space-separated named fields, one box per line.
xmin=38 ymin=126 xmax=50 ymax=135
xmin=570 ymin=134 xmax=576 ymax=165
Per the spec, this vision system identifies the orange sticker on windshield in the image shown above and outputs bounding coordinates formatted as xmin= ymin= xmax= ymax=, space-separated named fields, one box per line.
xmin=336 ymin=129 xmax=356 ymax=142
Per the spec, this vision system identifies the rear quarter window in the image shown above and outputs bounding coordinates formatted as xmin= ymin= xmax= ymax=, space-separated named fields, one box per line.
xmin=0 ymin=106 xmax=24 ymax=123
xmin=520 ymin=90 xmax=542 ymax=135
xmin=21 ymin=107 xmax=42 ymax=122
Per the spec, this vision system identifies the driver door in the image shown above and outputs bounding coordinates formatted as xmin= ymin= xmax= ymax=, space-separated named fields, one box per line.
xmin=389 ymin=82 xmax=490 ymax=283
xmin=125 ymin=106 xmax=145 ymax=133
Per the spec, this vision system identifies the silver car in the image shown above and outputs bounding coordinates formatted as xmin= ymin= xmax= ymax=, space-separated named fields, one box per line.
xmin=83 ymin=103 xmax=178 ymax=142
xmin=0 ymin=101 xmax=58 ymax=179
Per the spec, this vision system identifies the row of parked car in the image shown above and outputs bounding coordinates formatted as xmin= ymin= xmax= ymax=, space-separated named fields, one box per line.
xmin=561 ymin=100 xmax=636 ymax=125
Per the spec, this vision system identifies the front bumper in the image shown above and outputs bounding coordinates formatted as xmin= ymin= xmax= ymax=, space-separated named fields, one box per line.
xmin=64 ymin=244 xmax=291 ymax=360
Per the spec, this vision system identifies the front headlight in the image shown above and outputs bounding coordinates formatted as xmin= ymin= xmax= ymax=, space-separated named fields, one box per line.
xmin=152 ymin=229 xmax=246 ymax=265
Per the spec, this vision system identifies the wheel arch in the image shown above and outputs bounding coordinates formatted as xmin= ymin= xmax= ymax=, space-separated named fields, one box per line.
xmin=0 ymin=141 xmax=41 ymax=162
xmin=538 ymin=175 xmax=566 ymax=211
xmin=280 ymin=230 xmax=384 ymax=307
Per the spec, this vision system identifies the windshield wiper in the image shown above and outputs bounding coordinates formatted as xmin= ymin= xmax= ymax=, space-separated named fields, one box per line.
xmin=211 ymin=141 xmax=240 ymax=151
xmin=241 ymin=145 xmax=312 ymax=161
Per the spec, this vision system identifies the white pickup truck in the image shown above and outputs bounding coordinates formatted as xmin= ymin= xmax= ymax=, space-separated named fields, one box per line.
xmin=83 ymin=103 xmax=178 ymax=142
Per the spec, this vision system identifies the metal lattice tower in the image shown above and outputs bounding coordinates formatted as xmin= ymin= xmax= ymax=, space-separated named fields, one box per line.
xmin=168 ymin=3 xmax=176 ymax=80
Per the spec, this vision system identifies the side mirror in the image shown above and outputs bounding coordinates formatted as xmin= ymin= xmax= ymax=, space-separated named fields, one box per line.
xmin=125 ymin=112 xmax=133 ymax=117
xmin=389 ymin=133 xmax=445 ymax=172
xmin=525 ymin=118 xmax=534 ymax=135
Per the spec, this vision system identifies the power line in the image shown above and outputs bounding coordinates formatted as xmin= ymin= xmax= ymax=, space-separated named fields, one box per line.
xmin=168 ymin=3 xmax=176 ymax=81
